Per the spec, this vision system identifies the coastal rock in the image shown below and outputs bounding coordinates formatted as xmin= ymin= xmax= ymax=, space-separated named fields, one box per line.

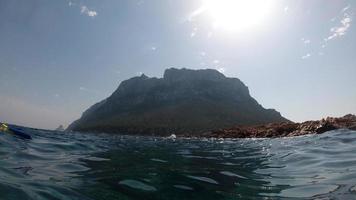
xmin=68 ymin=68 xmax=289 ymax=135
xmin=207 ymin=114 xmax=356 ymax=138
xmin=55 ymin=125 xmax=65 ymax=132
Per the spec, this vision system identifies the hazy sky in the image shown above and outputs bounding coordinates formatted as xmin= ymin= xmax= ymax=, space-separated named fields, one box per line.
xmin=0 ymin=0 xmax=355 ymax=129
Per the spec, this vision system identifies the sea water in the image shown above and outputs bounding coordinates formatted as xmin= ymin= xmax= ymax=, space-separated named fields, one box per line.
xmin=0 ymin=128 xmax=356 ymax=199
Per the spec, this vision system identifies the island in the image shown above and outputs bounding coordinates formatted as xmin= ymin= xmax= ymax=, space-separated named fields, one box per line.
xmin=68 ymin=68 xmax=356 ymax=138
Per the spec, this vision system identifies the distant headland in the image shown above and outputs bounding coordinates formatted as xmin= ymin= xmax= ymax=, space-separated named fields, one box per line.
xmin=68 ymin=68 xmax=356 ymax=138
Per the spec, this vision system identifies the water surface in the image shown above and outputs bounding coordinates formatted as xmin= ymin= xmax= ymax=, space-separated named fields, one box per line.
xmin=1 ymin=128 xmax=356 ymax=199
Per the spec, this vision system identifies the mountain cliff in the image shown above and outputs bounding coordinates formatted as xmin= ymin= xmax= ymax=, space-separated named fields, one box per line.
xmin=68 ymin=68 xmax=289 ymax=135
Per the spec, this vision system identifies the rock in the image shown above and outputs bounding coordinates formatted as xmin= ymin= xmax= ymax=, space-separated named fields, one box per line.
xmin=315 ymin=121 xmax=336 ymax=134
xmin=206 ymin=114 xmax=356 ymax=138
xmin=349 ymin=125 xmax=356 ymax=131
xmin=55 ymin=125 xmax=65 ymax=132
xmin=68 ymin=68 xmax=289 ymax=135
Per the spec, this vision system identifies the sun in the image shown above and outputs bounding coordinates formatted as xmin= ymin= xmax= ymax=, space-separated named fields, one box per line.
xmin=202 ymin=0 xmax=275 ymax=32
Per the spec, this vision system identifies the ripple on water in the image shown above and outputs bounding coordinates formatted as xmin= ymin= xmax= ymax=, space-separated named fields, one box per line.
xmin=208 ymin=150 xmax=232 ymax=154
xmin=186 ymin=175 xmax=219 ymax=185
xmin=279 ymin=184 xmax=339 ymax=198
xmin=118 ymin=179 xmax=157 ymax=192
xmin=176 ymin=149 xmax=191 ymax=155
xmin=54 ymin=163 xmax=90 ymax=173
xmin=173 ymin=185 xmax=194 ymax=191
xmin=82 ymin=156 xmax=110 ymax=162
xmin=219 ymin=171 xmax=247 ymax=179
xmin=220 ymin=162 xmax=238 ymax=166
xmin=182 ymin=155 xmax=219 ymax=160
xmin=150 ymin=158 xmax=168 ymax=163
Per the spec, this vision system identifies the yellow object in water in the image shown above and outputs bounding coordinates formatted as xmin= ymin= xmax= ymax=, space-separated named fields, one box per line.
xmin=0 ymin=123 xmax=9 ymax=132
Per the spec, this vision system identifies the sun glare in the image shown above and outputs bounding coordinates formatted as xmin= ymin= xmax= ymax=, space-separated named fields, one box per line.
xmin=202 ymin=0 xmax=275 ymax=32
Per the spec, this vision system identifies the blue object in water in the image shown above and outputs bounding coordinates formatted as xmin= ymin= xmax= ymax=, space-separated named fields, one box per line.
xmin=8 ymin=127 xmax=32 ymax=140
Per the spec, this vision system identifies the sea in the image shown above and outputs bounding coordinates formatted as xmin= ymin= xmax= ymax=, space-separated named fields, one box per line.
xmin=1 ymin=127 xmax=356 ymax=199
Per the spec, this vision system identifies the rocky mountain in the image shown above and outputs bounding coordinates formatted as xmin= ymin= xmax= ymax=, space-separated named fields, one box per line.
xmin=68 ymin=68 xmax=290 ymax=135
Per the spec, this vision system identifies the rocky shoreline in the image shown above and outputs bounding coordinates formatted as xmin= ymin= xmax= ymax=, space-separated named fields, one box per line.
xmin=202 ymin=114 xmax=356 ymax=138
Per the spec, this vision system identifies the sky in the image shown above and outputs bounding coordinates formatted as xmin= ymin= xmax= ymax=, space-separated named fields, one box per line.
xmin=0 ymin=0 xmax=355 ymax=129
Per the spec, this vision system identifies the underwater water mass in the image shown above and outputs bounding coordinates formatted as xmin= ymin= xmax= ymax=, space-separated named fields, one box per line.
xmin=1 ymin=128 xmax=356 ymax=199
